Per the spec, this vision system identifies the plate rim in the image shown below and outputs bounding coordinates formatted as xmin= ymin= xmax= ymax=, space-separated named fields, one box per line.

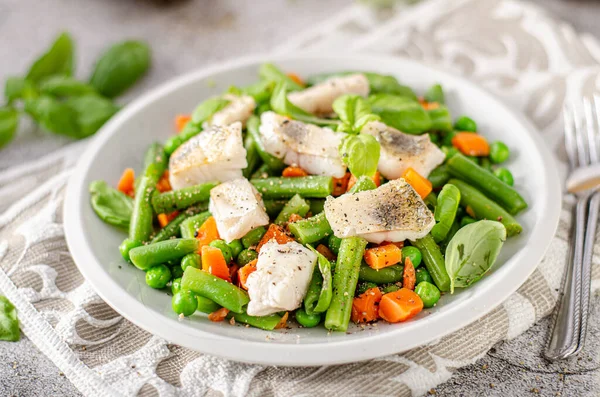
xmin=64 ymin=52 xmax=562 ymax=366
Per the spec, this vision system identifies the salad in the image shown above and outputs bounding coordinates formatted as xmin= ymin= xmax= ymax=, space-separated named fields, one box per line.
xmin=89 ymin=63 xmax=528 ymax=332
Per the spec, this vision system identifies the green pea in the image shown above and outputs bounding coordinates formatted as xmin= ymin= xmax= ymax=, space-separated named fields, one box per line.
xmin=237 ymin=249 xmax=258 ymax=266
xmin=415 ymin=281 xmax=441 ymax=308
xmin=170 ymin=265 xmax=184 ymax=279
xmin=415 ymin=268 xmax=433 ymax=285
xmin=460 ymin=216 xmax=477 ymax=228
xmin=382 ymin=284 xmax=400 ymax=294
xmin=181 ymin=253 xmax=201 ymax=271
xmin=145 ymin=264 xmax=171 ymax=289
xmin=489 ymin=141 xmax=510 ymax=164
xmin=209 ymin=240 xmax=233 ymax=263
xmin=454 ymin=116 xmax=477 ymax=132
xmin=356 ymin=282 xmax=378 ymax=295
xmin=494 ymin=167 xmax=514 ymax=186
xmin=328 ymin=234 xmax=342 ymax=255
xmin=295 ymin=308 xmax=321 ymax=328
xmin=401 ymin=246 xmax=422 ymax=268
xmin=171 ymin=277 xmax=182 ymax=294
xmin=119 ymin=238 xmax=141 ymax=262
xmin=441 ymin=146 xmax=459 ymax=161
xmin=241 ymin=226 xmax=267 ymax=249
xmin=227 ymin=239 xmax=243 ymax=258
xmin=172 ymin=290 xmax=198 ymax=316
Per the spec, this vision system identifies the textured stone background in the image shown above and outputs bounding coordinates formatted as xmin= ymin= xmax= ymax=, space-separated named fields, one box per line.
xmin=1 ymin=0 xmax=599 ymax=395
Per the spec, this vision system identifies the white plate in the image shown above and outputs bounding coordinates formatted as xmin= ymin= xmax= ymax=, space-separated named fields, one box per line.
xmin=64 ymin=54 xmax=561 ymax=366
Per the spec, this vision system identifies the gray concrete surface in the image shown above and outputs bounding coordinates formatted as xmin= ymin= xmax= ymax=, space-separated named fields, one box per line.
xmin=1 ymin=0 xmax=600 ymax=396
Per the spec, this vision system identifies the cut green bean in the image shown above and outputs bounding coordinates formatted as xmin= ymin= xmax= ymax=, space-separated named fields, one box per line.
xmin=428 ymin=165 xmax=451 ymax=188
xmin=128 ymin=176 xmax=155 ymax=245
xmin=246 ymin=115 xmax=285 ymax=172
xmin=241 ymin=226 xmax=267 ymax=249
xmin=143 ymin=143 xmax=168 ymax=184
xmin=196 ymin=295 xmax=221 ymax=314
xmin=448 ymin=179 xmax=522 ymax=236
xmin=151 ymin=182 xmax=217 ymax=214
xmin=274 ymin=194 xmax=310 ymax=225
xmin=180 ymin=212 xmax=212 ymax=239
xmin=242 ymin=134 xmax=261 ymax=179
xmin=151 ymin=205 xmax=206 ymax=243
xmin=304 ymin=246 xmax=333 ymax=315
xmin=263 ymin=199 xmax=287 ymax=218
xmin=358 ymin=264 xmax=404 ymax=284
xmin=129 ymin=238 xmax=199 ymax=270
xmin=164 ymin=122 xmax=202 ymax=156
xmin=181 ymin=267 xmax=249 ymax=313
xmin=251 ymin=163 xmax=276 ymax=179
xmin=447 ymin=153 xmax=527 ymax=214
xmin=251 ymin=176 xmax=333 ymax=199
xmin=328 ymin=234 xmax=342 ymax=255
xmin=410 ymin=234 xmax=451 ymax=292
xmin=309 ymin=199 xmax=325 ymax=215
xmin=227 ymin=311 xmax=282 ymax=330
xmin=288 ymin=212 xmax=332 ymax=244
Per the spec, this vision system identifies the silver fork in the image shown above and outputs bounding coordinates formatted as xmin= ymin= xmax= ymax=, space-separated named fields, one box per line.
xmin=545 ymin=96 xmax=600 ymax=360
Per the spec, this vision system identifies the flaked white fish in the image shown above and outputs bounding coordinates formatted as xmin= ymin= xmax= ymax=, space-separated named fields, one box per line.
xmin=246 ymin=240 xmax=317 ymax=316
xmin=288 ymin=73 xmax=369 ymax=115
xmin=361 ymin=121 xmax=445 ymax=179
xmin=209 ymin=178 xmax=270 ymax=243
xmin=259 ymin=111 xmax=347 ymax=178
xmin=324 ymin=179 xmax=435 ymax=243
xmin=169 ymin=122 xmax=246 ymax=190
xmin=207 ymin=94 xmax=256 ymax=127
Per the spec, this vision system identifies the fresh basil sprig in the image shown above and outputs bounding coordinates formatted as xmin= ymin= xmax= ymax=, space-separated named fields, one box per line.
xmin=26 ymin=32 xmax=74 ymax=83
xmin=0 ymin=108 xmax=18 ymax=148
xmin=0 ymin=296 xmax=19 ymax=342
xmin=339 ymin=133 xmax=380 ymax=178
xmin=89 ymin=180 xmax=133 ymax=229
xmin=332 ymin=94 xmax=380 ymax=134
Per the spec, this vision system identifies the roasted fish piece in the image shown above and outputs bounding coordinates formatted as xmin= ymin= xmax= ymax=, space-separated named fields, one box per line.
xmin=207 ymin=94 xmax=256 ymax=127
xmin=324 ymin=179 xmax=435 ymax=243
xmin=169 ymin=122 xmax=246 ymax=190
xmin=288 ymin=73 xmax=369 ymax=115
xmin=259 ymin=111 xmax=347 ymax=178
xmin=361 ymin=121 xmax=445 ymax=179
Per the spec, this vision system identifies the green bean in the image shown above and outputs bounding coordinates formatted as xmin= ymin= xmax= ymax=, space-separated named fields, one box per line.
xmin=251 ymin=164 xmax=276 ymax=179
xmin=180 ymin=212 xmax=212 ymax=239
xmin=196 ymin=295 xmax=221 ymax=314
xmin=164 ymin=122 xmax=202 ymax=156
xmin=442 ymin=145 xmax=459 ymax=160
xmin=274 ymin=194 xmax=310 ymax=225
xmin=328 ymin=234 xmax=342 ymax=255
xmin=143 ymin=143 xmax=168 ymax=183
xmin=263 ymin=199 xmax=288 ymax=218
xmin=325 ymin=237 xmax=368 ymax=332
xmin=246 ymin=115 xmax=285 ymax=172
xmin=227 ymin=311 xmax=283 ymax=330
xmin=151 ymin=182 xmax=216 ymax=214
xmin=250 ymin=176 xmax=333 ymax=199
xmin=347 ymin=175 xmax=377 ymax=194
xmin=356 ymin=281 xmax=378 ymax=295
xmin=181 ymin=267 xmax=249 ymax=313
xmin=242 ymin=134 xmax=261 ymax=179
xmin=460 ymin=216 xmax=476 ymax=228
xmin=382 ymin=284 xmax=400 ymax=294
xmin=428 ymin=165 xmax=451 ymax=188
xmin=479 ymin=157 xmax=492 ymax=171
xmin=151 ymin=205 xmax=206 ymax=243
xmin=128 ymin=176 xmax=155 ymax=245
xmin=119 ymin=238 xmax=142 ymax=262
xmin=424 ymin=191 xmax=437 ymax=211
xmin=449 ymin=179 xmax=522 ymax=236
xmin=410 ymin=234 xmax=451 ymax=292
xmin=295 ymin=309 xmax=321 ymax=328
xmin=430 ymin=184 xmax=461 ymax=243
xmin=288 ymin=212 xmax=332 ymax=244
xmin=129 ymin=238 xmax=199 ymax=270
xmin=446 ymin=153 xmax=527 ymax=214
xmin=241 ymin=226 xmax=267 ymax=248
xmin=309 ymin=199 xmax=325 ymax=215
xmin=358 ymin=264 xmax=404 ymax=284
xmin=304 ymin=246 xmax=333 ymax=315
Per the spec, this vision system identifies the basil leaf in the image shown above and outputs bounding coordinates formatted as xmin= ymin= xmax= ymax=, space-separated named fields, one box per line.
xmin=332 ymin=94 xmax=380 ymax=134
xmin=428 ymin=105 xmax=453 ymax=132
xmin=39 ymin=76 xmax=96 ymax=97
xmin=369 ymin=93 xmax=432 ymax=134
xmin=0 ymin=107 xmax=19 ymax=149
xmin=5 ymin=77 xmax=37 ymax=104
xmin=445 ymin=220 xmax=506 ymax=293
xmin=89 ymin=180 xmax=133 ymax=229
xmin=259 ymin=63 xmax=303 ymax=91
xmin=240 ymin=80 xmax=275 ymax=104
xmin=66 ymin=95 xmax=120 ymax=137
xmin=26 ymin=32 xmax=74 ymax=83
xmin=424 ymin=83 xmax=445 ymax=104
xmin=191 ymin=97 xmax=230 ymax=125
xmin=304 ymin=246 xmax=333 ymax=314
xmin=270 ymin=82 xmax=340 ymax=127
xmin=24 ymin=96 xmax=80 ymax=137
xmin=90 ymin=40 xmax=151 ymax=98
xmin=339 ymin=133 xmax=380 ymax=177
xmin=0 ymin=296 xmax=19 ymax=342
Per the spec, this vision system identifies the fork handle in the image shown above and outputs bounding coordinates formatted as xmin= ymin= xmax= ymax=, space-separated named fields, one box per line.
xmin=545 ymin=194 xmax=587 ymax=360
xmin=574 ymin=190 xmax=600 ymax=354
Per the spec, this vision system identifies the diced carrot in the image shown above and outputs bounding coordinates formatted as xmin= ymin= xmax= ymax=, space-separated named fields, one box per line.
xmin=403 ymin=257 xmax=416 ymax=290
xmin=201 ymin=245 xmax=231 ymax=281
xmin=282 ymin=166 xmax=309 ymax=177
xmin=196 ymin=216 xmax=220 ymax=248
xmin=316 ymin=244 xmax=336 ymax=261
xmin=156 ymin=170 xmax=172 ymax=193
xmin=256 ymin=224 xmax=295 ymax=252
xmin=401 ymin=167 xmax=432 ymax=199
xmin=332 ymin=172 xmax=351 ymax=196
xmin=208 ymin=307 xmax=229 ymax=322
xmin=238 ymin=259 xmax=257 ymax=290
xmin=351 ymin=287 xmax=383 ymax=323
xmin=378 ymin=288 xmax=423 ymax=323
xmin=451 ymin=132 xmax=490 ymax=156
xmin=288 ymin=213 xmax=303 ymax=224
xmin=275 ymin=312 xmax=289 ymax=329
xmin=157 ymin=213 xmax=169 ymax=228
xmin=175 ymin=114 xmax=191 ymax=132
xmin=364 ymin=244 xmax=402 ymax=270
xmin=117 ymin=168 xmax=135 ymax=197
xmin=347 ymin=172 xmax=381 ymax=192
xmin=287 ymin=73 xmax=305 ymax=87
